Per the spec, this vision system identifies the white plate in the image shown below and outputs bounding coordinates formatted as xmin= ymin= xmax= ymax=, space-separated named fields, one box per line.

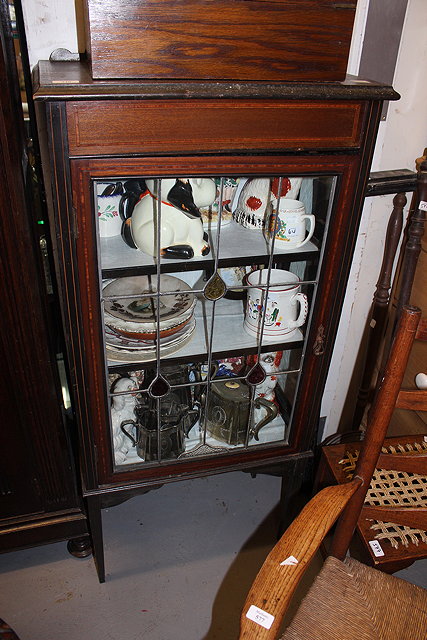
xmin=105 ymin=319 xmax=196 ymax=362
xmin=105 ymin=317 xmax=195 ymax=351
xmin=103 ymin=275 xmax=195 ymax=325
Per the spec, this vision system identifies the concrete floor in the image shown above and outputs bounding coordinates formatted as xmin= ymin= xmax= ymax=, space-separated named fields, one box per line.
xmin=0 ymin=472 xmax=426 ymax=640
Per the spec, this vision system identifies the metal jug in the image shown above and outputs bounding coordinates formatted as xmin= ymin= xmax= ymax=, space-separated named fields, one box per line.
xmin=120 ymin=390 xmax=192 ymax=461
xmin=205 ymin=379 xmax=278 ymax=446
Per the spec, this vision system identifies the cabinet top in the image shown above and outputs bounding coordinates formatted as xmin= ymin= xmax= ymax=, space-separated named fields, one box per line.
xmin=32 ymin=61 xmax=400 ymax=103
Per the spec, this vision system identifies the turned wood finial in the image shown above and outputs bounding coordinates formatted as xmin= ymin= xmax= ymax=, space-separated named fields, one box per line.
xmin=374 ymin=192 xmax=406 ymax=308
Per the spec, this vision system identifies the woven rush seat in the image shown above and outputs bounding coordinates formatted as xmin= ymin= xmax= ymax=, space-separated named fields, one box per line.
xmin=239 ymin=307 xmax=427 ymax=640
xmin=320 ymin=434 xmax=427 ymax=572
xmin=281 ymin=556 xmax=427 ymax=640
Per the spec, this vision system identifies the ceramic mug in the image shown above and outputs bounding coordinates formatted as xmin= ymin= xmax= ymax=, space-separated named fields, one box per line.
xmin=244 ymin=269 xmax=308 ymax=339
xmin=96 ymin=182 xmax=123 ymax=237
xmin=271 ymin=199 xmax=315 ymax=248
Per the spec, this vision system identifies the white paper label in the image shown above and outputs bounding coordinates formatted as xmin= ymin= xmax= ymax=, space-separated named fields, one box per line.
xmin=246 ymin=605 xmax=275 ymax=630
xmin=280 ymin=555 xmax=299 ymax=566
xmin=419 ymin=201 xmax=427 ymax=211
xmin=369 ymin=540 xmax=385 ymax=557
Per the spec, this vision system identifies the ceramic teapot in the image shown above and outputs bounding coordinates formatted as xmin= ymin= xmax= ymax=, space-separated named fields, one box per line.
xmin=119 ymin=177 xmax=216 ymax=259
xmin=205 ymin=379 xmax=278 ymax=445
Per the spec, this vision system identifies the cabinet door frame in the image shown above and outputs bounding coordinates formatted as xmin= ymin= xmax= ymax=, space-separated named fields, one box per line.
xmin=54 ymin=152 xmax=365 ymax=490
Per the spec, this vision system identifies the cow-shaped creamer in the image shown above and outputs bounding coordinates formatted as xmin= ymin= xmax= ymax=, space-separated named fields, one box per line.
xmin=120 ymin=178 xmax=216 ymax=259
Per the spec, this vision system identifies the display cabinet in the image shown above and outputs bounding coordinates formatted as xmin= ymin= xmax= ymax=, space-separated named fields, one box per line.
xmin=0 ymin=9 xmax=88 ymax=556
xmin=33 ymin=60 xmax=398 ymax=581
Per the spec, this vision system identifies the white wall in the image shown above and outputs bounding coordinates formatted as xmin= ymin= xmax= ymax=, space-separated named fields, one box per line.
xmin=321 ymin=0 xmax=427 ymax=436
xmin=21 ymin=0 xmax=79 ymax=68
xmin=21 ymin=0 xmax=427 ymax=436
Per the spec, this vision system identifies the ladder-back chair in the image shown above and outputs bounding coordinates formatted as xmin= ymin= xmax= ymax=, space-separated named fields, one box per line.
xmin=239 ymin=306 xmax=427 ymax=639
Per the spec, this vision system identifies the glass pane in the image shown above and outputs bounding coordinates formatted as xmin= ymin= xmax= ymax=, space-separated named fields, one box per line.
xmin=108 ymin=347 xmax=303 ymax=467
xmin=96 ymin=173 xmax=336 ymax=469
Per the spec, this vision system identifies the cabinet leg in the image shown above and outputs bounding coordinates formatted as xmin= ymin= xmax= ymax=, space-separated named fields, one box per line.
xmin=85 ymin=495 xmax=106 ymax=583
xmin=0 ymin=618 xmax=21 ymax=639
xmin=278 ymin=456 xmax=313 ymax=537
xmin=67 ymin=535 xmax=92 ymax=558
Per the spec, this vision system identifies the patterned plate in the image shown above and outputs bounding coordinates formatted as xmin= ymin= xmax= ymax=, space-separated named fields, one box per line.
xmin=103 ymin=275 xmax=195 ymax=325
xmin=105 ymin=319 xmax=196 ymax=363
xmin=104 ymin=317 xmax=195 ymax=351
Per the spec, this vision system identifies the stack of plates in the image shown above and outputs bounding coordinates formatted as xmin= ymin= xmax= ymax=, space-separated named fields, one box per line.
xmin=103 ymin=275 xmax=196 ymax=362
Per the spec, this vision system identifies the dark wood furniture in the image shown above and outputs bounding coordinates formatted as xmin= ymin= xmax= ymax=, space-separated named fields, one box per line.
xmin=352 ymin=161 xmax=426 ymax=430
xmin=239 ymin=307 xmax=427 ymax=640
xmin=319 ymin=182 xmax=427 ymax=570
xmin=32 ymin=58 xmax=398 ymax=582
xmin=351 ymin=168 xmax=419 ymax=429
xmin=0 ymin=1 xmax=88 ymax=555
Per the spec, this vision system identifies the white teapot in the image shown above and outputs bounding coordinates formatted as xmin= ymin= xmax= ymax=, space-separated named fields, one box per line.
xmin=120 ymin=178 xmax=216 ymax=259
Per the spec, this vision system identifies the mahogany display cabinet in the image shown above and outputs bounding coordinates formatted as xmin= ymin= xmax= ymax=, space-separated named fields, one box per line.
xmin=33 ymin=60 xmax=398 ymax=582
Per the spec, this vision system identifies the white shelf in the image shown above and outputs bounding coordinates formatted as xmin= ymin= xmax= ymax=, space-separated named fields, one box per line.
xmin=106 ymin=296 xmax=304 ymax=366
xmin=99 ymin=220 xmax=318 ymax=273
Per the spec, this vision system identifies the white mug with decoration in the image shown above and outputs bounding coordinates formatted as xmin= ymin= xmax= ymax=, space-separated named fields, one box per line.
xmin=244 ymin=268 xmax=308 ymax=340
xmin=96 ymin=182 xmax=123 ymax=237
xmin=270 ymin=199 xmax=315 ymax=249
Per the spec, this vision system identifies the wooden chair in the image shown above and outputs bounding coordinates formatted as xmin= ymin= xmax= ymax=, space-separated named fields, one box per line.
xmin=353 ymin=156 xmax=426 ymax=430
xmin=319 ymin=432 xmax=427 ymax=573
xmin=239 ymin=306 xmax=427 ymax=639
xmin=320 ymin=308 xmax=427 ymax=573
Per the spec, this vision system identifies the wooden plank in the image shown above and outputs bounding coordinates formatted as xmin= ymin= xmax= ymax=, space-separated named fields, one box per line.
xmin=83 ymin=0 xmax=356 ymax=81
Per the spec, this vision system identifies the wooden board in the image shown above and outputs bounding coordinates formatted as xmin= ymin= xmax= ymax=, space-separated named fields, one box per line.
xmin=83 ymin=0 xmax=357 ymax=81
